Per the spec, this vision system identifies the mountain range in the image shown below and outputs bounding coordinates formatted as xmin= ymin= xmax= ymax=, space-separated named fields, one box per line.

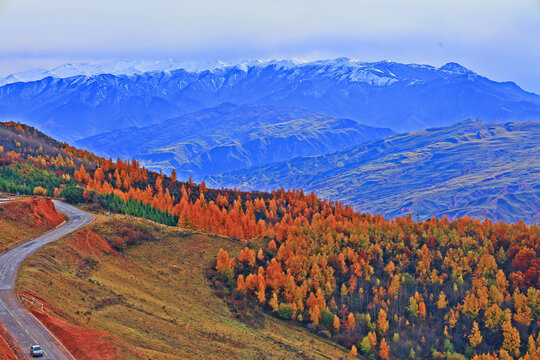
xmin=75 ymin=103 xmax=394 ymax=180
xmin=1 ymin=58 xmax=539 ymax=142
xmin=0 ymin=59 xmax=263 ymax=87
xmin=206 ymin=120 xmax=540 ymax=224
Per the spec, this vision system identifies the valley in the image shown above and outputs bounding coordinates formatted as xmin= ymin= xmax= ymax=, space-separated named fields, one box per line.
xmin=2 ymin=1 xmax=540 ymax=359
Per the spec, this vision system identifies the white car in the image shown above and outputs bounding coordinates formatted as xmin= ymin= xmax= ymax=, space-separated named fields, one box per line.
xmin=30 ymin=344 xmax=43 ymax=357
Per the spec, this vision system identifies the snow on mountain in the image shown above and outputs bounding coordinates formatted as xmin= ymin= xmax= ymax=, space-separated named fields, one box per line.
xmin=1 ymin=58 xmax=538 ymax=142
xmin=0 ymin=57 xmax=475 ymax=87
xmin=0 ymin=59 xmax=226 ymax=86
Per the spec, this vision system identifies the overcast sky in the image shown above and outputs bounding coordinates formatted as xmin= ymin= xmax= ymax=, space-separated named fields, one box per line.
xmin=1 ymin=0 xmax=539 ymax=92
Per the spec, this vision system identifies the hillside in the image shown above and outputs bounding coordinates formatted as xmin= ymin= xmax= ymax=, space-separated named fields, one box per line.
xmin=207 ymin=120 xmax=540 ymax=224
xmin=16 ymin=214 xmax=349 ymax=359
xmin=0 ymin=197 xmax=65 ymax=254
xmin=76 ymin=103 xmax=394 ymax=179
xmin=1 ymin=58 xmax=540 ymax=141
xmin=2 ymin=120 xmax=539 ymax=359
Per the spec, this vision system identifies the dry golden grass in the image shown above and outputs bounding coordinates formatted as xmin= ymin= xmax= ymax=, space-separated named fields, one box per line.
xmin=17 ymin=214 xmax=348 ymax=360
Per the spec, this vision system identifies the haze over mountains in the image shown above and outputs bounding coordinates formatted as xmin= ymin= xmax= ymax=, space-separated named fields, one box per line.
xmin=207 ymin=120 xmax=540 ymax=224
xmin=76 ymin=103 xmax=394 ymax=180
xmin=1 ymin=58 xmax=539 ymax=142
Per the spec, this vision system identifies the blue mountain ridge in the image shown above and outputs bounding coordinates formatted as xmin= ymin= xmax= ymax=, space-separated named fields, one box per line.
xmin=205 ymin=120 xmax=540 ymax=224
xmin=1 ymin=58 xmax=539 ymax=142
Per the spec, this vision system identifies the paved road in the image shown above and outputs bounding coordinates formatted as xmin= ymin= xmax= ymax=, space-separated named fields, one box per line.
xmin=0 ymin=200 xmax=94 ymax=359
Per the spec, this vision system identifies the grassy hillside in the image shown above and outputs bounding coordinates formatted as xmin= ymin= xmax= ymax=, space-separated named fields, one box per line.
xmin=16 ymin=214 xmax=349 ymax=360
xmin=0 ymin=197 xmax=65 ymax=254
xmin=207 ymin=120 xmax=540 ymax=224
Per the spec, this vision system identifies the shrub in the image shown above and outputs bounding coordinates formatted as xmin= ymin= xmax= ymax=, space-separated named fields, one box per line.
xmin=61 ymin=185 xmax=84 ymax=204
xmin=402 ymin=273 xmax=415 ymax=289
xmin=320 ymin=308 xmax=335 ymax=329
xmin=360 ymin=336 xmax=371 ymax=353
xmin=277 ymin=303 xmax=294 ymax=320
xmin=33 ymin=186 xmax=47 ymax=196
xmin=443 ymin=338 xmax=454 ymax=353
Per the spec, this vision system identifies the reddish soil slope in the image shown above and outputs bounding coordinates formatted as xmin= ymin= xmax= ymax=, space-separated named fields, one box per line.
xmin=1 ymin=197 xmax=64 ymax=228
xmin=0 ymin=323 xmax=23 ymax=359
xmin=30 ymin=309 xmax=130 ymax=360
xmin=0 ymin=197 xmax=65 ymax=254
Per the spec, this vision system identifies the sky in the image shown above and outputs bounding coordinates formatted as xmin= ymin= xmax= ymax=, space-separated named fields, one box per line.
xmin=0 ymin=0 xmax=539 ymax=92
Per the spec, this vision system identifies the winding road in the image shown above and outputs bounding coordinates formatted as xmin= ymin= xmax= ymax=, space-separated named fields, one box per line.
xmin=0 ymin=200 xmax=94 ymax=359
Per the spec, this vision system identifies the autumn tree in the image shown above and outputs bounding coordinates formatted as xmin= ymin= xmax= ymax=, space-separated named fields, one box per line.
xmin=350 ymin=345 xmax=358 ymax=358
xmin=501 ymin=318 xmax=521 ymax=357
xmin=437 ymin=291 xmax=448 ymax=309
xmin=379 ymin=338 xmax=390 ymax=360
xmin=346 ymin=312 xmax=356 ymax=332
xmin=469 ymin=321 xmax=483 ymax=348
xmin=333 ymin=315 xmax=340 ymax=332
xmin=377 ymin=309 xmax=389 ymax=335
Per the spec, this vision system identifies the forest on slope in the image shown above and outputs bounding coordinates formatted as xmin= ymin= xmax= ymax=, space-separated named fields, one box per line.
xmin=0 ymin=121 xmax=538 ymax=359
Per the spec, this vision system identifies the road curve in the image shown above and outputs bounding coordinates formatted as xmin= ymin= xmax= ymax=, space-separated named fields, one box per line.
xmin=0 ymin=200 xmax=95 ymax=359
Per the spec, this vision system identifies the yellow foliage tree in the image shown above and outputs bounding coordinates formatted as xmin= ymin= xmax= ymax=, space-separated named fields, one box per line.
xmin=469 ymin=321 xmax=483 ymax=348
xmin=501 ymin=319 xmax=521 ymax=357
xmin=437 ymin=291 xmax=448 ymax=309
xmin=333 ymin=315 xmax=340 ymax=332
xmin=377 ymin=309 xmax=389 ymax=335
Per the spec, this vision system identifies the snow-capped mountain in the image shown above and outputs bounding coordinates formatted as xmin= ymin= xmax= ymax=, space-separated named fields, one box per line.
xmin=0 ymin=57 xmax=472 ymax=87
xmin=0 ymin=58 xmax=539 ymax=141
xmin=0 ymin=58 xmax=307 ymax=87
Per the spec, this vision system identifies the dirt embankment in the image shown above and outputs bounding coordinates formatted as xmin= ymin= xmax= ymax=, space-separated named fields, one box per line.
xmin=30 ymin=308 xmax=128 ymax=360
xmin=0 ymin=323 xmax=24 ymax=359
xmin=0 ymin=197 xmax=65 ymax=253
xmin=27 ymin=197 xmax=65 ymax=228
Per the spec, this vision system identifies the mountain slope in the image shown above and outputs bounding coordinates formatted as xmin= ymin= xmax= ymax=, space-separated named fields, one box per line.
xmin=0 ymin=197 xmax=65 ymax=254
xmin=206 ymin=120 xmax=540 ymax=224
xmin=1 ymin=58 xmax=539 ymax=141
xmin=76 ymin=103 xmax=394 ymax=180
xmin=17 ymin=214 xmax=349 ymax=359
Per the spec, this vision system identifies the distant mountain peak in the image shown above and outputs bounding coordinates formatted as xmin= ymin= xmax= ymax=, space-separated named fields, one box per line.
xmin=439 ymin=62 xmax=475 ymax=75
